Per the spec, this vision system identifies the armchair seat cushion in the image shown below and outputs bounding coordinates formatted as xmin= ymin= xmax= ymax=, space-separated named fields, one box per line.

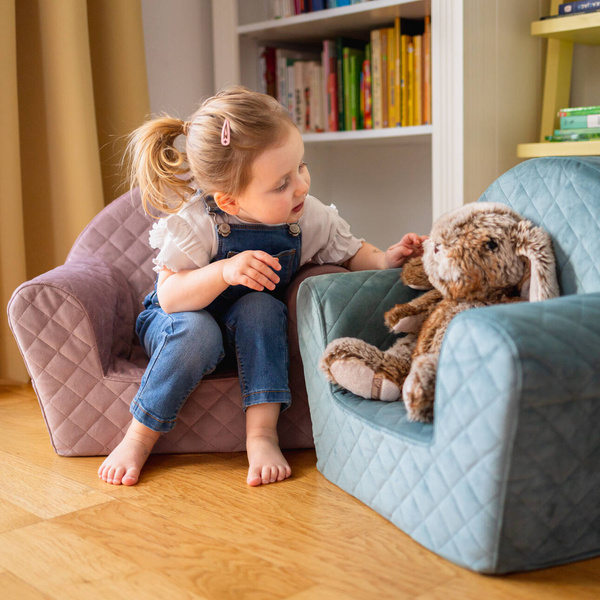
xmin=298 ymin=157 xmax=600 ymax=574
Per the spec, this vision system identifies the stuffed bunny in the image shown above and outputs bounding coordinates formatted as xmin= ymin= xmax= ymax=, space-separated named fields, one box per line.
xmin=320 ymin=202 xmax=559 ymax=423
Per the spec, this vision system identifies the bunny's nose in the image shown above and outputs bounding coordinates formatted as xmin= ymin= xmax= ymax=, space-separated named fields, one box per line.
xmin=434 ymin=244 xmax=440 ymax=254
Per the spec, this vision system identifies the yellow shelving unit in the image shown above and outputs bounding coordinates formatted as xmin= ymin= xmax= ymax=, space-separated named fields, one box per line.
xmin=517 ymin=1 xmax=600 ymax=158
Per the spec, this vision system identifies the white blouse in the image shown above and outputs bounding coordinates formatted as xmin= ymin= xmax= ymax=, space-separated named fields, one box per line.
xmin=148 ymin=194 xmax=364 ymax=273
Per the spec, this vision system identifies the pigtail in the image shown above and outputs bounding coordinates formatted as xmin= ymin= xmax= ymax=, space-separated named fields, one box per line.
xmin=127 ymin=116 xmax=193 ymax=216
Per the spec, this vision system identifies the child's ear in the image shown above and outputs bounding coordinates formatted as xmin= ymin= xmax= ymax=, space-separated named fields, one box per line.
xmin=214 ymin=192 xmax=240 ymax=216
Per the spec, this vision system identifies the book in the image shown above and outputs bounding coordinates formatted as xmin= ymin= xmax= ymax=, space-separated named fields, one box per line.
xmin=370 ymin=29 xmax=383 ymax=129
xmin=423 ymin=16 xmax=431 ymax=125
xmin=558 ymin=105 xmax=600 ymax=116
xmin=546 ymin=131 xmax=600 ymax=141
xmin=343 ymin=46 xmax=365 ymax=130
xmin=387 ymin=27 xmax=396 ymax=129
xmin=363 ymin=47 xmax=372 ymax=129
xmin=554 ymin=127 xmax=600 ymax=135
xmin=394 ymin=18 xmax=402 ymax=127
xmin=413 ymin=35 xmax=423 ymax=126
xmin=258 ymin=46 xmax=277 ymax=98
xmin=406 ymin=38 xmax=414 ymax=126
xmin=400 ymin=35 xmax=410 ymax=126
xmin=560 ymin=114 xmax=600 ymax=129
xmin=558 ymin=1 xmax=600 ymax=15
xmin=335 ymin=37 xmax=366 ymax=131
xmin=381 ymin=28 xmax=389 ymax=127
xmin=322 ymin=40 xmax=338 ymax=131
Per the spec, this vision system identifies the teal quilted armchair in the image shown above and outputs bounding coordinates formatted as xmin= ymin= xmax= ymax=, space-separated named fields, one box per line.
xmin=297 ymin=156 xmax=600 ymax=574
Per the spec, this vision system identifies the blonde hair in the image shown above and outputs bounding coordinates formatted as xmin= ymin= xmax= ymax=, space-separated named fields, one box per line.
xmin=128 ymin=85 xmax=296 ymax=216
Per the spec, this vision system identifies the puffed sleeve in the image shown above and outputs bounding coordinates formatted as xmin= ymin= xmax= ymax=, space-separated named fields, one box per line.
xmin=149 ymin=212 xmax=211 ymax=273
xmin=302 ymin=196 xmax=364 ymax=265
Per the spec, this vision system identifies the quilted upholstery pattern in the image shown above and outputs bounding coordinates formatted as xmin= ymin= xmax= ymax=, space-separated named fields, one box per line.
xmin=8 ymin=190 xmax=342 ymax=456
xmin=298 ymin=157 xmax=600 ymax=573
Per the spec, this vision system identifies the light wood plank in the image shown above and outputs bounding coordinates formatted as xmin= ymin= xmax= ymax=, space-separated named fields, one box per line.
xmin=0 ymin=450 xmax=113 ymax=519
xmin=0 ymin=498 xmax=41 ymax=534
xmin=52 ymin=500 xmax=316 ymax=600
xmin=0 ymin=571 xmax=52 ymax=600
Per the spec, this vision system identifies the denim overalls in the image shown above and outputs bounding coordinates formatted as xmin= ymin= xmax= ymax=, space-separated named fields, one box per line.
xmin=130 ymin=197 xmax=302 ymax=433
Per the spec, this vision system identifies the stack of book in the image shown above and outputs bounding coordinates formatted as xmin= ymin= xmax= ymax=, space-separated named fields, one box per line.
xmin=546 ymin=106 xmax=600 ymax=142
xmin=258 ymin=16 xmax=432 ymax=133
xmin=272 ymin=1 xmax=372 ymax=19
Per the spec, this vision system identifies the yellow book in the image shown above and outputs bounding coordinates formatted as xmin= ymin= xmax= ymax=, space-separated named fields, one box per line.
xmin=394 ymin=17 xmax=401 ymax=127
xmin=387 ymin=27 xmax=396 ymax=129
xmin=381 ymin=28 xmax=389 ymax=127
xmin=407 ymin=38 xmax=414 ymax=126
xmin=413 ymin=35 xmax=422 ymax=126
xmin=400 ymin=35 xmax=410 ymax=127
xmin=423 ymin=16 xmax=432 ymax=125
xmin=370 ymin=29 xmax=383 ymax=130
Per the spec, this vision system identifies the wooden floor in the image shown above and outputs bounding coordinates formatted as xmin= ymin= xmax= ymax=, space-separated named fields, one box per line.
xmin=1 ymin=384 xmax=599 ymax=600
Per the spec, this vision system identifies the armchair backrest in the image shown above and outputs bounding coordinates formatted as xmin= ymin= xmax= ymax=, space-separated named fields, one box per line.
xmin=480 ymin=156 xmax=600 ymax=296
xmin=66 ymin=189 xmax=157 ymax=306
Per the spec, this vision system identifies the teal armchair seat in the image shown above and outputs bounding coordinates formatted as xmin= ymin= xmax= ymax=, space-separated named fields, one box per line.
xmin=297 ymin=157 xmax=600 ymax=574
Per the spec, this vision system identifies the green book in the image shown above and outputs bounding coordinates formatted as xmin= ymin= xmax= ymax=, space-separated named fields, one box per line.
xmin=343 ymin=46 xmax=365 ymax=131
xmin=560 ymin=114 xmax=600 ymax=129
xmin=558 ymin=105 xmax=600 ymax=116
xmin=554 ymin=127 xmax=600 ymax=135
xmin=546 ymin=132 xmax=600 ymax=142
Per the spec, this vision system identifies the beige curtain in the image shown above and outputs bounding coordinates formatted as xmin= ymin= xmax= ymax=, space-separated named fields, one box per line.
xmin=1 ymin=0 xmax=150 ymax=383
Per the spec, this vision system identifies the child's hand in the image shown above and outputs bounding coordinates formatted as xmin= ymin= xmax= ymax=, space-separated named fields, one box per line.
xmin=384 ymin=233 xmax=428 ymax=269
xmin=222 ymin=250 xmax=282 ymax=291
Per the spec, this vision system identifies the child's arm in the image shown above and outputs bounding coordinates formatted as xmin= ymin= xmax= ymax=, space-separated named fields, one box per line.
xmin=156 ymin=251 xmax=282 ymax=313
xmin=345 ymin=233 xmax=426 ymax=271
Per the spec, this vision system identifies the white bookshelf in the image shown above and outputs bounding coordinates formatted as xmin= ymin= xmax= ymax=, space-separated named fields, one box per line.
xmin=212 ymin=0 xmax=545 ymax=248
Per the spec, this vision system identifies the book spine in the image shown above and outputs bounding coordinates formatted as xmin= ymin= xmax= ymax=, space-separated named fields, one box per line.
xmin=394 ymin=18 xmax=401 ymax=127
xmin=546 ymin=132 xmax=600 ymax=141
xmin=381 ymin=28 xmax=389 ymax=127
xmin=370 ymin=29 xmax=382 ymax=129
xmin=558 ymin=0 xmax=600 ymax=15
xmin=560 ymin=114 xmax=600 ymax=128
xmin=336 ymin=38 xmax=345 ymax=131
xmin=407 ymin=38 xmax=414 ymax=126
xmin=363 ymin=54 xmax=372 ymax=129
xmin=400 ymin=35 xmax=409 ymax=127
xmin=423 ymin=16 xmax=431 ymax=125
xmin=413 ymin=35 xmax=422 ymax=126
xmin=558 ymin=105 xmax=600 ymax=116
xmin=343 ymin=47 xmax=352 ymax=131
xmin=555 ymin=127 xmax=600 ymax=135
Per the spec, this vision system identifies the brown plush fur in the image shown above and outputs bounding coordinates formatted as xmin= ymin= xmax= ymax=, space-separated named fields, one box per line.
xmin=320 ymin=202 xmax=559 ymax=423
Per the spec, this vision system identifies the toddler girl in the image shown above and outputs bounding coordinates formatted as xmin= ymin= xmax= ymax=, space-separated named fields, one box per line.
xmin=98 ymin=85 xmax=426 ymax=487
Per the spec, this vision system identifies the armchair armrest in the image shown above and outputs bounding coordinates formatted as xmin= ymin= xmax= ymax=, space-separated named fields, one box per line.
xmin=8 ymin=256 xmax=136 ymax=380
xmin=297 ymin=269 xmax=422 ymax=350
xmin=433 ymin=293 xmax=600 ymax=571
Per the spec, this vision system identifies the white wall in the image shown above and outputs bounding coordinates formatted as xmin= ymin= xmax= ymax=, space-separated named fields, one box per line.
xmin=141 ymin=0 xmax=215 ymax=118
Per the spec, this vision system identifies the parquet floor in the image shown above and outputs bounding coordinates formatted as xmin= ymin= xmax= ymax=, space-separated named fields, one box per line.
xmin=0 ymin=383 xmax=599 ymax=599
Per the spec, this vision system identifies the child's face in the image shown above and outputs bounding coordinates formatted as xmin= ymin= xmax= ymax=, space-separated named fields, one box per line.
xmin=233 ymin=125 xmax=310 ymax=224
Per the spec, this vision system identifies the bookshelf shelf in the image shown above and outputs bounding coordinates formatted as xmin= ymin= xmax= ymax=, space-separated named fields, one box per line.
xmin=238 ymin=1 xmax=429 ymax=43
xmin=303 ymin=125 xmax=432 ymax=144
xmin=531 ymin=12 xmax=600 ymax=45
xmin=517 ymin=1 xmax=600 ymax=158
xmin=517 ymin=140 xmax=600 ymax=158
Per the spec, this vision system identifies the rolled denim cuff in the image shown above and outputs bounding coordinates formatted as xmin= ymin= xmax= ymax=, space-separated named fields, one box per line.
xmin=243 ymin=391 xmax=292 ymax=412
xmin=130 ymin=399 xmax=176 ymax=433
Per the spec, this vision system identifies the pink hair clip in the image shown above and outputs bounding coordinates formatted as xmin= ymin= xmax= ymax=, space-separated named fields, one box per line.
xmin=221 ymin=118 xmax=231 ymax=146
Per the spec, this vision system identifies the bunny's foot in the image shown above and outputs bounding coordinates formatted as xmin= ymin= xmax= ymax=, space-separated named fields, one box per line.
xmin=320 ymin=338 xmax=402 ymax=401
xmin=402 ymin=354 xmax=438 ymax=423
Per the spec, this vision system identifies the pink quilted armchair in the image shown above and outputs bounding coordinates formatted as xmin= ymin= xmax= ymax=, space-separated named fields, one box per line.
xmin=8 ymin=189 xmax=345 ymax=456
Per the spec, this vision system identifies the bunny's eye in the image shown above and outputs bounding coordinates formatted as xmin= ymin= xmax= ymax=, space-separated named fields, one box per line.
xmin=486 ymin=239 xmax=499 ymax=251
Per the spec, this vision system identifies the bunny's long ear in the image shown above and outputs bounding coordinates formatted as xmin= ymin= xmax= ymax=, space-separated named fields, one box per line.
xmin=514 ymin=219 xmax=560 ymax=302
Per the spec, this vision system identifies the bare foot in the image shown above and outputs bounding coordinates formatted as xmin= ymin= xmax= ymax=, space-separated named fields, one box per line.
xmin=245 ymin=403 xmax=291 ymax=486
xmin=246 ymin=433 xmax=291 ymax=486
xmin=98 ymin=419 xmax=161 ymax=486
